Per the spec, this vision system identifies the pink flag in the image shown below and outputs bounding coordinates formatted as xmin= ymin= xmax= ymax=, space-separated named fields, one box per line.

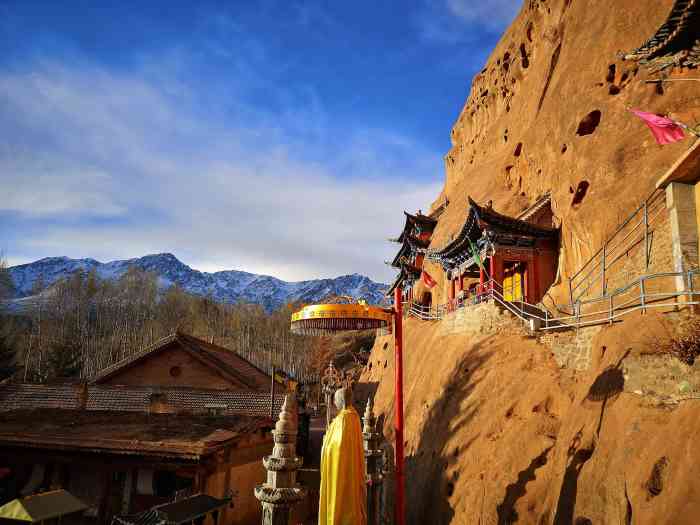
xmin=631 ymin=109 xmax=685 ymax=145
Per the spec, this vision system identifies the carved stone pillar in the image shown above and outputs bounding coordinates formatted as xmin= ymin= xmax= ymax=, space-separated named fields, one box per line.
xmin=321 ymin=361 xmax=342 ymax=429
xmin=255 ymin=394 xmax=306 ymax=525
xmin=363 ymin=397 xmax=384 ymax=525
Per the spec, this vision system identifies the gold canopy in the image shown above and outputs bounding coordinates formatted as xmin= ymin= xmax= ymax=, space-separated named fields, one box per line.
xmin=290 ymin=303 xmax=393 ymax=336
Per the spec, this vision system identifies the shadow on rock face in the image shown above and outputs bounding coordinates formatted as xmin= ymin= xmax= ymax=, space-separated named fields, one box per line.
xmin=585 ymin=350 xmax=629 ymax=437
xmin=402 ymin=342 xmax=494 ymax=525
xmin=553 ymin=429 xmax=596 ymax=525
xmin=497 ymin=445 xmax=554 ymax=524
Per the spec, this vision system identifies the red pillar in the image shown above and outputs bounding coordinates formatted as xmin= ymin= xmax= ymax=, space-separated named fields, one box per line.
xmin=479 ymin=265 xmax=485 ymax=295
xmin=393 ymin=287 xmax=405 ymax=525
xmin=489 ymin=256 xmax=495 ymax=292
xmin=531 ymin=255 xmax=539 ymax=303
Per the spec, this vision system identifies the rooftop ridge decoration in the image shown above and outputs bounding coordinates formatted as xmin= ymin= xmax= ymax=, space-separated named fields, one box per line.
xmin=517 ymin=192 xmax=552 ymax=222
xmin=623 ymin=0 xmax=700 ymax=69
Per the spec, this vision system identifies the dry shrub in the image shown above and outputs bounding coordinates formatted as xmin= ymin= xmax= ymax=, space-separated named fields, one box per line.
xmin=666 ymin=317 xmax=700 ymax=365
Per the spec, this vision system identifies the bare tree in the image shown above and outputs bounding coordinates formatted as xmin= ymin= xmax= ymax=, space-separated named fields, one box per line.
xmin=8 ymin=265 xmax=332 ymax=384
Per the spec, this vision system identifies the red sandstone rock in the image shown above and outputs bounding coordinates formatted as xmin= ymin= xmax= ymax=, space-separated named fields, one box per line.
xmin=365 ymin=1 xmax=700 ymax=523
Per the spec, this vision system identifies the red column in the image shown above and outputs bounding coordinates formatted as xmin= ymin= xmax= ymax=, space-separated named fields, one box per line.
xmin=531 ymin=255 xmax=539 ymax=303
xmin=393 ymin=287 xmax=405 ymax=525
xmin=479 ymin=267 xmax=485 ymax=295
xmin=448 ymin=276 xmax=455 ymax=310
xmin=489 ymin=256 xmax=495 ymax=292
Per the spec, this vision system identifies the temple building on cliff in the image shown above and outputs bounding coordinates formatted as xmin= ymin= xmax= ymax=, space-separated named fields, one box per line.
xmin=623 ymin=0 xmax=700 ymax=69
xmin=386 ymin=211 xmax=438 ymax=304
xmin=427 ymin=195 xmax=559 ymax=306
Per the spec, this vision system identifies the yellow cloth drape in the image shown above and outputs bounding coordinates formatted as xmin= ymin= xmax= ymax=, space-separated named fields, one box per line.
xmin=319 ymin=407 xmax=367 ymax=525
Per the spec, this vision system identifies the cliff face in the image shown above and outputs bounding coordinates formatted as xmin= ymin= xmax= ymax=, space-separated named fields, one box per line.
xmin=421 ymin=0 xmax=699 ymax=306
xmin=361 ymin=1 xmax=700 ymax=523
xmin=363 ymin=312 xmax=700 ymax=524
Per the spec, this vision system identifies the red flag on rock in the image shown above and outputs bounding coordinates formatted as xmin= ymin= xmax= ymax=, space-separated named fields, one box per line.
xmin=421 ymin=271 xmax=436 ymax=288
xmin=631 ymin=109 xmax=686 ymax=145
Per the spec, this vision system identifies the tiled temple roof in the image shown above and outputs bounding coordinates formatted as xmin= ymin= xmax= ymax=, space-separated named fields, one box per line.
xmin=624 ymin=0 xmax=700 ymax=68
xmin=517 ymin=192 xmax=552 ymax=222
xmin=0 ymin=408 xmax=270 ymax=459
xmin=429 ymin=198 xmax=555 ymax=256
xmin=390 ymin=211 xmax=437 ymax=243
xmin=0 ymin=383 xmax=284 ymax=417
xmin=426 ymin=197 xmax=557 ymax=271
xmin=90 ymin=332 xmax=274 ymax=391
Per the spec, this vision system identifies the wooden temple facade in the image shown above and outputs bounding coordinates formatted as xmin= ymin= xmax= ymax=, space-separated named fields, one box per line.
xmin=623 ymin=0 xmax=700 ymax=69
xmin=0 ymin=334 xmax=288 ymax=525
xmin=387 ymin=211 xmax=437 ymax=303
xmin=427 ymin=196 xmax=559 ymax=306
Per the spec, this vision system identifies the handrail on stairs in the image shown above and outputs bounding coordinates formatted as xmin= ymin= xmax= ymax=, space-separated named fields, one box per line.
xmin=406 ymin=268 xmax=699 ymax=331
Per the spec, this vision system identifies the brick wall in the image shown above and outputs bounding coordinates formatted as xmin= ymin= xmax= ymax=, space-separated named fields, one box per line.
xmin=437 ymin=301 xmax=602 ymax=371
xmin=537 ymin=325 xmax=602 ymax=371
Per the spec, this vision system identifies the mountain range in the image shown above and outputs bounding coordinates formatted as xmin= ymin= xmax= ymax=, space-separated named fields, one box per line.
xmin=6 ymin=253 xmax=389 ymax=312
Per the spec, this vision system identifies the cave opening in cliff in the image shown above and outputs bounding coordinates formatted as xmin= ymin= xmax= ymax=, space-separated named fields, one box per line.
xmin=571 ymin=181 xmax=590 ymax=208
xmin=576 ymin=110 xmax=602 ymax=136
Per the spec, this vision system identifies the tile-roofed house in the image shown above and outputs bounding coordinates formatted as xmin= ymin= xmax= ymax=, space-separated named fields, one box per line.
xmin=90 ymin=332 xmax=277 ymax=392
xmin=0 ymin=408 xmax=274 ymax=524
xmin=0 ymin=332 xmax=303 ymax=525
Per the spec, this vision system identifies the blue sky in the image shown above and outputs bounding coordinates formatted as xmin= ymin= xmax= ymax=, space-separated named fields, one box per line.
xmin=0 ymin=0 xmax=521 ymax=282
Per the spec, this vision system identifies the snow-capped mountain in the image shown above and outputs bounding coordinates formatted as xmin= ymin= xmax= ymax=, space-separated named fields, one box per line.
xmin=6 ymin=254 xmax=389 ymax=312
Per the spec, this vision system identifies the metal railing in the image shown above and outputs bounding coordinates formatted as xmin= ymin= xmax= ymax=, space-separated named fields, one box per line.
xmin=568 ymin=189 xmax=667 ymax=306
xmin=404 ymin=301 xmax=445 ymax=321
xmin=406 ymin=269 xmax=699 ymax=331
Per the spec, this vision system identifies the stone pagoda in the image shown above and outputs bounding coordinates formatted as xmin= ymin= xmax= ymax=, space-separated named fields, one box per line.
xmin=254 ymin=394 xmax=306 ymax=525
xmin=363 ymin=396 xmax=385 ymax=525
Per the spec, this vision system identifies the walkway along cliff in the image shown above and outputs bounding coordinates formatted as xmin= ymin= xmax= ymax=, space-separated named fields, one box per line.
xmin=361 ymin=0 xmax=700 ymax=523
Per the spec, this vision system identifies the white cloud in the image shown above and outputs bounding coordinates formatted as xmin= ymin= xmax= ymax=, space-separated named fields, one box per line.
xmin=0 ymin=157 xmax=124 ymax=218
xmin=446 ymin=0 xmax=522 ymax=27
xmin=417 ymin=0 xmax=522 ymax=43
xmin=0 ymin=59 xmax=442 ymax=283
